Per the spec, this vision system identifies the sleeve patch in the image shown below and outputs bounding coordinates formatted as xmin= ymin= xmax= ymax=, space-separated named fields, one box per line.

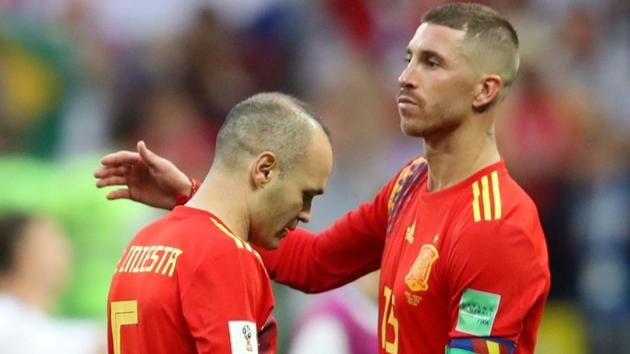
xmin=229 ymin=321 xmax=258 ymax=354
xmin=456 ymin=289 xmax=501 ymax=336
xmin=447 ymin=338 xmax=515 ymax=354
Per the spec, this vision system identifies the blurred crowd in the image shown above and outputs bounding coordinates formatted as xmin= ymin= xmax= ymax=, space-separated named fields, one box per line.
xmin=0 ymin=0 xmax=628 ymax=353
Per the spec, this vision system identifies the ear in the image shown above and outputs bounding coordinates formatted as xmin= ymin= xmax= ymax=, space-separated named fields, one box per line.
xmin=251 ymin=152 xmax=278 ymax=188
xmin=473 ymin=74 xmax=502 ymax=111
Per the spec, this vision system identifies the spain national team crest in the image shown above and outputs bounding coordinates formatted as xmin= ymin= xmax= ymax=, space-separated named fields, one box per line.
xmin=404 ymin=244 xmax=439 ymax=292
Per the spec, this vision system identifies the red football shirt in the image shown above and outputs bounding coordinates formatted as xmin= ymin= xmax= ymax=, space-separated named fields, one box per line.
xmin=107 ymin=206 xmax=277 ymax=354
xmin=259 ymin=158 xmax=550 ymax=354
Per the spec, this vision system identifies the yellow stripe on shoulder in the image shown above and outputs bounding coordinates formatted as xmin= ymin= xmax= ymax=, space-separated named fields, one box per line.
xmin=471 ymin=170 xmax=503 ymax=223
xmin=210 ymin=217 xmax=245 ymax=249
xmin=210 ymin=217 xmax=263 ymax=262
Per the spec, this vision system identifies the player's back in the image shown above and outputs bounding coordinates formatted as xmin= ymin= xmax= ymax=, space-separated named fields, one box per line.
xmin=107 ymin=206 xmax=275 ymax=354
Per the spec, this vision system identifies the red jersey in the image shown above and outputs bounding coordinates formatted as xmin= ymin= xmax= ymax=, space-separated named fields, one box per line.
xmin=107 ymin=206 xmax=277 ymax=354
xmin=259 ymin=158 xmax=550 ymax=354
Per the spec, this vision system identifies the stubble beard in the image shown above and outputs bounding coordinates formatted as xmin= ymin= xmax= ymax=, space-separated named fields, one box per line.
xmin=399 ymin=104 xmax=463 ymax=139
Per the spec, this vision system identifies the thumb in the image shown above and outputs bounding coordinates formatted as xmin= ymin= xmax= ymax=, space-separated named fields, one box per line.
xmin=137 ymin=140 xmax=159 ymax=168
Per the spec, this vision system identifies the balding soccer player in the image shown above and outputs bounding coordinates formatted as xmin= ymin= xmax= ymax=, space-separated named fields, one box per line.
xmin=97 ymin=3 xmax=550 ymax=354
xmin=105 ymin=92 xmax=333 ymax=354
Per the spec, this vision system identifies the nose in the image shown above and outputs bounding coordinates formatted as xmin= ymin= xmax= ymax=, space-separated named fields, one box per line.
xmin=398 ymin=64 xmax=417 ymax=89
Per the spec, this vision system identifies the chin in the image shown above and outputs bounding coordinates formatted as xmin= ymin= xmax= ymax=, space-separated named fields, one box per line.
xmin=264 ymin=238 xmax=281 ymax=250
xmin=400 ymin=119 xmax=429 ymax=137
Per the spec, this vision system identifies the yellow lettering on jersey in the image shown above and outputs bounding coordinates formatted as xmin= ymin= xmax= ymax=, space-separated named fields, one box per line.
xmin=161 ymin=248 xmax=183 ymax=277
xmin=381 ymin=286 xmax=399 ymax=354
xmin=155 ymin=246 xmax=172 ymax=273
xmin=117 ymin=246 xmax=132 ymax=272
xmin=131 ymin=246 xmax=149 ymax=273
xmin=110 ymin=300 xmax=138 ymax=354
xmin=491 ymin=171 xmax=502 ymax=220
xmin=116 ymin=245 xmax=183 ymax=277
xmin=121 ymin=246 xmax=141 ymax=273
xmin=138 ymin=246 xmax=157 ymax=272
xmin=404 ymin=244 xmax=439 ymax=292
xmin=142 ymin=245 xmax=164 ymax=272
xmin=131 ymin=246 xmax=151 ymax=272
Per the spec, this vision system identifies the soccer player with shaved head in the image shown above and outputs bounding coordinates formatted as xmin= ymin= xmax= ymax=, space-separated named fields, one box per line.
xmin=105 ymin=92 xmax=333 ymax=354
xmin=97 ymin=3 xmax=550 ymax=354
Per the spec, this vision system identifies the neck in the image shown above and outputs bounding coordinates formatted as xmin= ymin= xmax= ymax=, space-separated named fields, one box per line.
xmin=423 ymin=113 xmax=500 ymax=192
xmin=186 ymin=168 xmax=250 ymax=242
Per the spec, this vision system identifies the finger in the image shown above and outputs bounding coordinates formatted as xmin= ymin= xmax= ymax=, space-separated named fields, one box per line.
xmin=106 ymin=189 xmax=132 ymax=200
xmin=96 ymin=176 xmax=128 ymax=188
xmin=100 ymin=151 xmax=141 ymax=166
xmin=137 ymin=141 xmax=160 ymax=168
xmin=94 ymin=165 xmax=129 ymax=178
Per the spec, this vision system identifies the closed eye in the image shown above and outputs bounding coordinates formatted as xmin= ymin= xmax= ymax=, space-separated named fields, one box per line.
xmin=422 ymin=55 xmax=440 ymax=69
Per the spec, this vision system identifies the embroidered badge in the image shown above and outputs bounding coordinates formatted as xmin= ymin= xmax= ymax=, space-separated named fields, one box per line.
xmin=404 ymin=244 xmax=439 ymax=292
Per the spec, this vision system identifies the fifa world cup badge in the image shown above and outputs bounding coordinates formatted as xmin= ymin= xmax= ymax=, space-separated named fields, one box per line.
xmin=243 ymin=325 xmax=254 ymax=352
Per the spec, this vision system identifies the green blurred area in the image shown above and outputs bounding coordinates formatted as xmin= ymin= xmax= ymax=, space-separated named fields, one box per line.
xmin=0 ymin=156 xmax=155 ymax=318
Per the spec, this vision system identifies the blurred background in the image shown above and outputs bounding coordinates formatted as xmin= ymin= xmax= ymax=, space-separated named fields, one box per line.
xmin=0 ymin=0 xmax=628 ymax=353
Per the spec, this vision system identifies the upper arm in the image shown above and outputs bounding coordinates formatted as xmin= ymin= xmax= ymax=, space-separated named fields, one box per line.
xmin=444 ymin=221 xmax=549 ymax=351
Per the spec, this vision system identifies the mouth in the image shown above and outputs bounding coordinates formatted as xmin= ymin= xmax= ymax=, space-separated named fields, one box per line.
xmin=278 ymin=226 xmax=295 ymax=239
xmin=397 ymin=95 xmax=419 ymax=109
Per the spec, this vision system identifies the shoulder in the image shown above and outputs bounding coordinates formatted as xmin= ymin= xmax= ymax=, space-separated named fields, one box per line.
xmin=452 ymin=167 xmax=541 ymax=232
xmin=182 ymin=215 xmax=263 ymax=270
xmin=445 ymin=168 xmax=548 ymax=268
xmin=144 ymin=210 xmax=263 ymax=268
xmin=390 ymin=156 xmax=428 ymax=192
xmin=387 ymin=156 xmax=428 ymax=215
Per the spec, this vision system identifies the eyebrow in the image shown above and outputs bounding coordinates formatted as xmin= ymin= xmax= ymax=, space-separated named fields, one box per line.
xmin=407 ymin=47 xmax=445 ymax=61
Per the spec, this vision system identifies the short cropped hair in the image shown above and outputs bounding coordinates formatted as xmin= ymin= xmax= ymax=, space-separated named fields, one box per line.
xmin=0 ymin=213 xmax=29 ymax=275
xmin=215 ymin=92 xmax=330 ymax=174
xmin=423 ymin=3 xmax=520 ymax=99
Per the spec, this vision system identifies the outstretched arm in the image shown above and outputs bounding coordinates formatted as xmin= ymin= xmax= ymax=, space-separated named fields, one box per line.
xmin=94 ymin=141 xmax=195 ymax=209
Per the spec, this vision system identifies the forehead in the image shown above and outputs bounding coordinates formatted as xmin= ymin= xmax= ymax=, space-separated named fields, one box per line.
xmin=292 ymin=132 xmax=332 ymax=188
xmin=407 ymin=23 xmax=467 ymax=58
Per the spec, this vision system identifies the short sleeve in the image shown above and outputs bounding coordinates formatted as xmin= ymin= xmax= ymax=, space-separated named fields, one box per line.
xmin=444 ymin=221 xmax=549 ymax=342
